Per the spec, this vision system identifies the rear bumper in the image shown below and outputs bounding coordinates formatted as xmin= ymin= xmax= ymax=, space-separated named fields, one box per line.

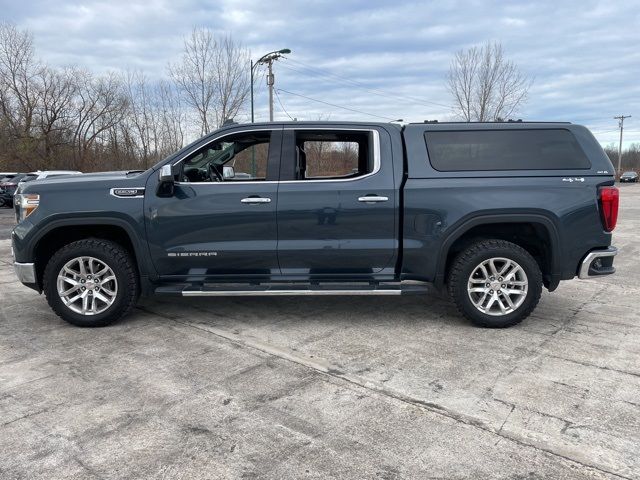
xmin=578 ymin=247 xmax=617 ymax=279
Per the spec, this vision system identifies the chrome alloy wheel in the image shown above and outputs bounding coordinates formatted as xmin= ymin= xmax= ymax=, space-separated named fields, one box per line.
xmin=467 ymin=257 xmax=528 ymax=316
xmin=56 ymin=256 xmax=118 ymax=315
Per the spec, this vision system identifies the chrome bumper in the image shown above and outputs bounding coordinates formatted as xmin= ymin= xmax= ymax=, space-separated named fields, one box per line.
xmin=13 ymin=262 xmax=36 ymax=284
xmin=578 ymin=247 xmax=618 ymax=279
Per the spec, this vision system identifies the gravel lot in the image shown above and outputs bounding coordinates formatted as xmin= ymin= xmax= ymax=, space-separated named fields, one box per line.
xmin=1 ymin=185 xmax=639 ymax=479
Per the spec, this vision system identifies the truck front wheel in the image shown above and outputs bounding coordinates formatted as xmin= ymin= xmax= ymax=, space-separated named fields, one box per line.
xmin=447 ymin=239 xmax=542 ymax=328
xmin=43 ymin=239 xmax=139 ymax=327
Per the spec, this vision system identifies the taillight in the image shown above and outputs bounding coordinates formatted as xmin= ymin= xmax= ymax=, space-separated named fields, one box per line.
xmin=598 ymin=186 xmax=619 ymax=232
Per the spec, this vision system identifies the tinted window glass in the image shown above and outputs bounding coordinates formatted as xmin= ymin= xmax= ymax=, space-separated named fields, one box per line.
xmin=425 ymin=129 xmax=591 ymax=171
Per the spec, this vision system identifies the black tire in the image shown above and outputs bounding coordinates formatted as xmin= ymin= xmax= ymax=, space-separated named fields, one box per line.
xmin=43 ymin=239 xmax=139 ymax=327
xmin=447 ymin=239 xmax=542 ymax=328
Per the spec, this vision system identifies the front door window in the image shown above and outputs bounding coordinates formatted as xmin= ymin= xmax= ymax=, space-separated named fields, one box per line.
xmin=180 ymin=131 xmax=271 ymax=183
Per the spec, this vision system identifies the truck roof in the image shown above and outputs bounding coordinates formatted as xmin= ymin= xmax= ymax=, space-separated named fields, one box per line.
xmin=222 ymin=120 xmax=575 ymax=132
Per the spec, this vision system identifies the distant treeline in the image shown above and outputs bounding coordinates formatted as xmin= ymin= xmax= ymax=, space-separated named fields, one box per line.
xmin=0 ymin=24 xmax=249 ymax=173
xmin=603 ymin=144 xmax=640 ymax=173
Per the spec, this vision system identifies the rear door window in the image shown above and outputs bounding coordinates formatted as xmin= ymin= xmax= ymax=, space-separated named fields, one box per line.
xmin=425 ymin=129 xmax=591 ymax=171
xmin=289 ymin=131 xmax=373 ymax=181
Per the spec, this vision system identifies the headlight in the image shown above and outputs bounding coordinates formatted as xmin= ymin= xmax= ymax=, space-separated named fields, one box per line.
xmin=15 ymin=194 xmax=40 ymax=222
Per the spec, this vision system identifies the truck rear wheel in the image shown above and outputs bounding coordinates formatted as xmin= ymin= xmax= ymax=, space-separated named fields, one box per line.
xmin=447 ymin=239 xmax=542 ymax=328
xmin=43 ymin=239 xmax=139 ymax=327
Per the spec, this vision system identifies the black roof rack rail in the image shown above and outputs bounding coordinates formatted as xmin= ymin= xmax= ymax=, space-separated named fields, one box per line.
xmin=411 ymin=120 xmax=573 ymax=125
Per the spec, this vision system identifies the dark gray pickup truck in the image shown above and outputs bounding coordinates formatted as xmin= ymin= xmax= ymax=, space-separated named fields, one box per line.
xmin=11 ymin=121 xmax=619 ymax=328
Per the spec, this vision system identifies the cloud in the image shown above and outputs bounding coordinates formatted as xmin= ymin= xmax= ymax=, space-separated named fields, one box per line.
xmin=3 ymin=0 xmax=638 ymax=145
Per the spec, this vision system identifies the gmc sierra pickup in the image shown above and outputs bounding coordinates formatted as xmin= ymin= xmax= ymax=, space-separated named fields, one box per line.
xmin=11 ymin=121 xmax=618 ymax=328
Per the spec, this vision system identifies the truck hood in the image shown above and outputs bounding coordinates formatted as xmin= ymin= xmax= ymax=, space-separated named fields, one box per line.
xmin=20 ymin=170 xmax=148 ymax=193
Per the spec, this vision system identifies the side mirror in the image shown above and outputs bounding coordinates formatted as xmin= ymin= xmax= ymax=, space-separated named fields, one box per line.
xmin=159 ymin=164 xmax=174 ymax=183
xmin=157 ymin=164 xmax=175 ymax=197
xmin=223 ymin=165 xmax=235 ymax=179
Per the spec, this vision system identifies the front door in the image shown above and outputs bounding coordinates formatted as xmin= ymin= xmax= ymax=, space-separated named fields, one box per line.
xmin=276 ymin=127 xmax=398 ymax=279
xmin=145 ymin=128 xmax=282 ymax=280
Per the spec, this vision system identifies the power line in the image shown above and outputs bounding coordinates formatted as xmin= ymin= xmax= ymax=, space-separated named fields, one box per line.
xmin=282 ymin=58 xmax=452 ymax=110
xmin=592 ymin=129 xmax=620 ymax=134
xmin=287 ymin=57 xmax=451 ymax=107
xmin=273 ymin=88 xmax=294 ymax=120
xmin=276 ymin=88 xmax=399 ymax=121
xmin=283 ymin=59 xmax=452 ymax=109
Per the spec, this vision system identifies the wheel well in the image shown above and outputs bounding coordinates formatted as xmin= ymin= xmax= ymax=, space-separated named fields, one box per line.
xmin=34 ymin=225 xmax=138 ymax=288
xmin=444 ymin=222 xmax=553 ymax=286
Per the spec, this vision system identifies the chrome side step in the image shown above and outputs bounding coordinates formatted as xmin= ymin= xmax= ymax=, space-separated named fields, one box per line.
xmin=155 ymin=282 xmax=429 ymax=297
xmin=183 ymin=289 xmax=401 ymax=297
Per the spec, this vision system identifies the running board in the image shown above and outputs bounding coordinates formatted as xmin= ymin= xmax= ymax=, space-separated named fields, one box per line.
xmin=154 ymin=282 xmax=429 ymax=297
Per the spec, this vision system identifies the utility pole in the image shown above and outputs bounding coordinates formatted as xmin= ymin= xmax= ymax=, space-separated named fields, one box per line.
xmin=249 ymin=48 xmax=291 ymax=177
xmin=250 ymin=48 xmax=291 ymax=123
xmin=614 ymin=115 xmax=631 ymax=176
xmin=267 ymin=59 xmax=275 ymax=122
xmin=250 ymin=59 xmax=254 ymax=123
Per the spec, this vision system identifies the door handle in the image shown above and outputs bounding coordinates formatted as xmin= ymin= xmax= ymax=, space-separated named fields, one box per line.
xmin=241 ymin=197 xmax=271 ymax=204
xmin=358 ymin=195 xmax=389 ymax=203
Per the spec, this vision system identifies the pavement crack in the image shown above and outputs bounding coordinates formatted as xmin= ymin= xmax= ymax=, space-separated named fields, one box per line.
xmin=171 ymin=318 xmax=634 ymax=480
xmin=1 ymin=401 xmax=66 ymax=427
xmin=545 ymin=354 xmax=640 ymax=379
xmin=494 ymin=404 xmax=515 ymax=445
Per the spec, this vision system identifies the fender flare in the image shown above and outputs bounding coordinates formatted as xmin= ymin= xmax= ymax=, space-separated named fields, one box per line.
xmin=434 ymin=212 xmax=562 ymax=288
xmin=27 ymin=215 xmax=155 ymax=281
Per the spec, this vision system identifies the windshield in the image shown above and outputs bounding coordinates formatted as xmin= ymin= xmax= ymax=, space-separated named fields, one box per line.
xmin=184 ymin=142 xmax=236 ymax=169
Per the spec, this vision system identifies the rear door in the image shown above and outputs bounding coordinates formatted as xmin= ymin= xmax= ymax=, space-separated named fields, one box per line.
xmin=275 ymin=126 xmax=398 ymax=279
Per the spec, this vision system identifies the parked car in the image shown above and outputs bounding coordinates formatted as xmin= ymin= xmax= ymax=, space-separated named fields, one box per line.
xmin=17 ymin=170 xmax=82 ymax=186
xmin=619 ymin=171 xmax=638 ymax=183
xmin=0 ymin=173 xmax=30 ymax=208
xmin=11 ymin=121 xmax=618 ymax=328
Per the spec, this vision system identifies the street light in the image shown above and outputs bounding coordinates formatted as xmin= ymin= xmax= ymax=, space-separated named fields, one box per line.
xmin=250 ymin=48 xmax=291 ymax=123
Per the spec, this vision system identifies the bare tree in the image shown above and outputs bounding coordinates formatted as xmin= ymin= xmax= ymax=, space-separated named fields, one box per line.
xmin=156 ymin=79 xmax=185 ymax=153
xmin=70 ymin=70 xmax=128 ymax=169
xmin=211 ymin=35 xmax=249 ymax=127
xmin=36 ymin=67 xmax=77 ymax=166
xmin=0 ymin=22 xmax=43 ymax=169
xmin=169 ymin=28 xmax=249 ymax=135
xmin=447 ymin=41 xmax=531 ymax=122
xmin=123 ymin=71 xmax=185 ymax=167
xmin=124 ymin=70 xmax=156 ymax=165
xmin=168 ymin=28 xmax=216 ymax=135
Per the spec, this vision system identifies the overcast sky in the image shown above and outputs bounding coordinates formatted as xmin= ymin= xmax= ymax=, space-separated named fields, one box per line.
xmin=2 ymin=0 xmax=639 ymax=146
